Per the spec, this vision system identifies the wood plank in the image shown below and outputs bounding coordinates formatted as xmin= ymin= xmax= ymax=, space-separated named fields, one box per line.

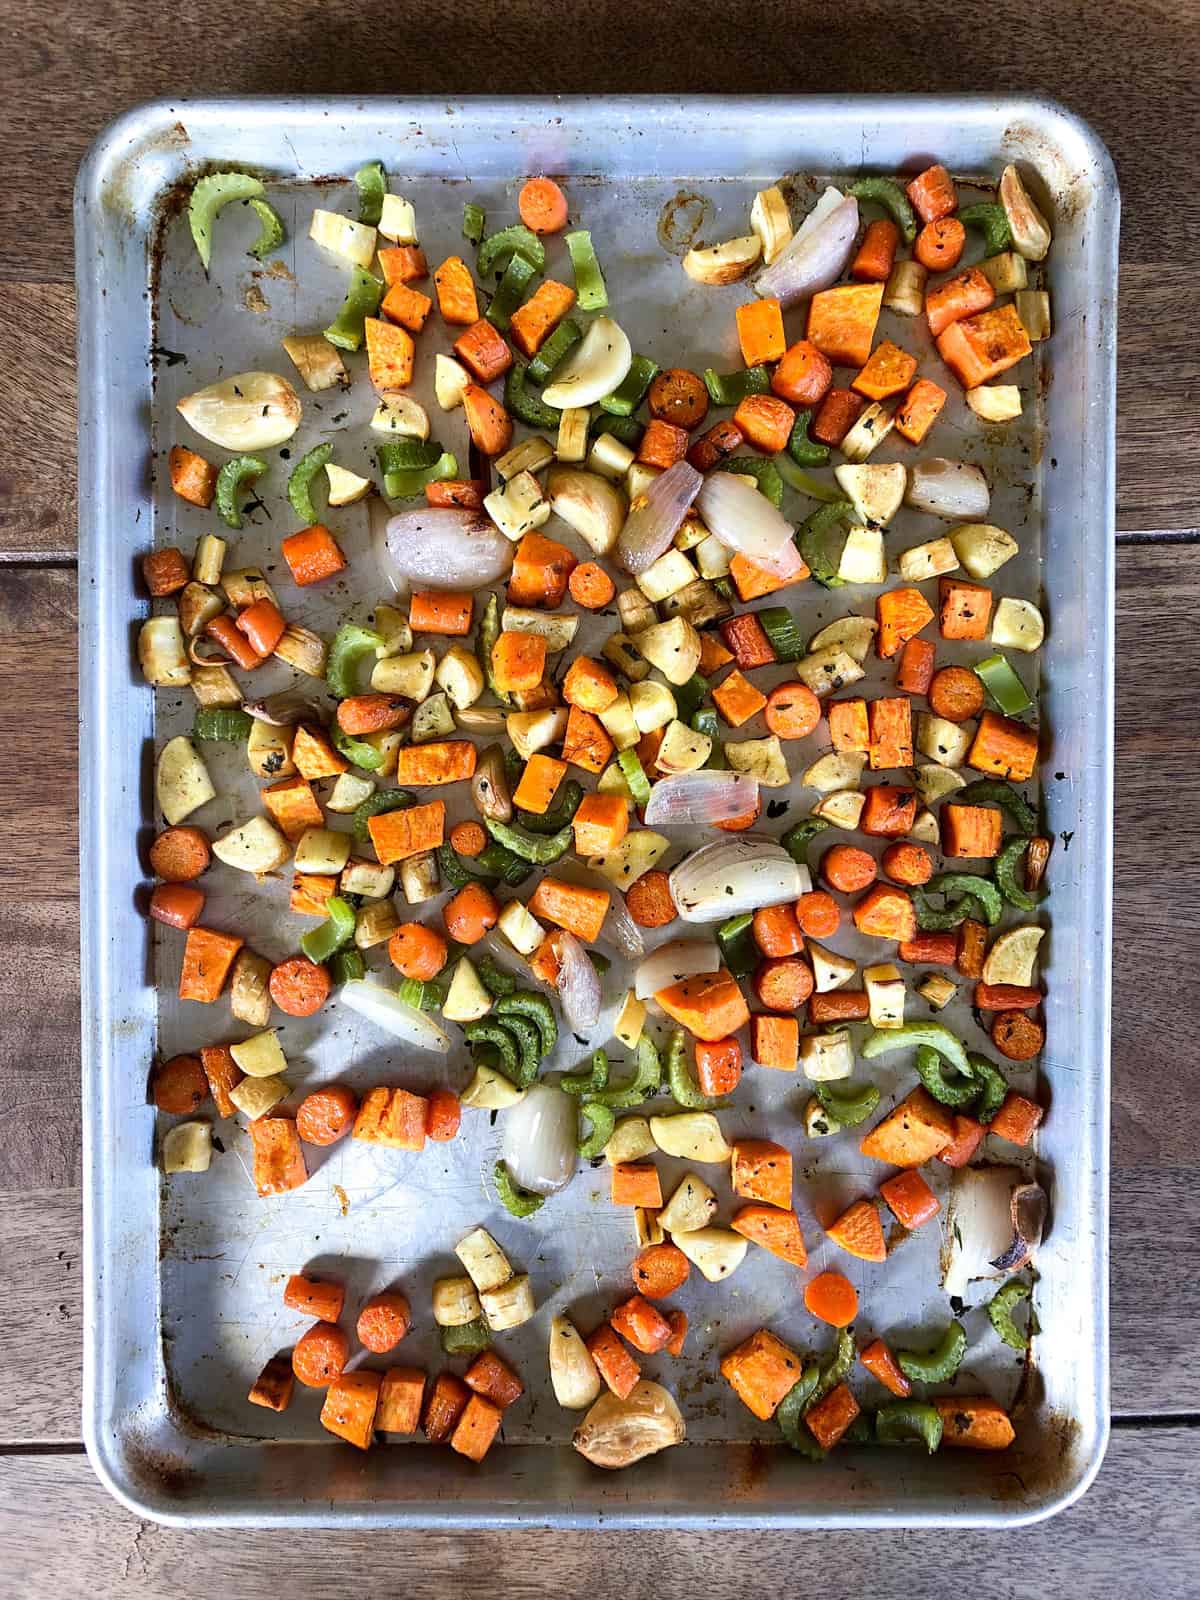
xmin=0 ymin=1425 xmax=1196 ymax=1595
xmin=0 ymin=285 xmax=76 ymax=558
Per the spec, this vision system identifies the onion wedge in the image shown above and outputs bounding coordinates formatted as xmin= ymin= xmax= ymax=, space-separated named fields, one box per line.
xmin=616 ymin=460 xmax=702 ymax=575
xmin=668 ymin=836 xmax=807 ymax=923
xmin=755 ymin=189 xmax=859 ymax=308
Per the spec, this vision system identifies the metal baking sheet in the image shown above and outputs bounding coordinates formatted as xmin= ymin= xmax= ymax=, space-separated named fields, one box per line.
xmin=77 ymin=95 xmax=1117 ymax=1528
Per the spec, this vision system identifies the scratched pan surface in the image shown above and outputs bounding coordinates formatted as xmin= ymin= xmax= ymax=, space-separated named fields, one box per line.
xmin=76 ymin=96 xmax=1116 ymax=1528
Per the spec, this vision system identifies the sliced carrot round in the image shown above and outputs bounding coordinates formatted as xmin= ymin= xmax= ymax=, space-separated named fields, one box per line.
xmin=796 ymin=889 xmax=840 ymax=939
xmin=356 ymin=1291 xmax=411 ymax=1354
xmin=443 ymin=883 xmax=499 ymax=945
xmin=625 ymin=869 xmax=676 ymax=929
xmin=151 ymin=1053 xmax=208 ymax=1114
xmin=764 ymin=681 xmax=822 ymax=739
xmin=295 ymin=1084 xmax=358 ymax=1146
xmin=803 ymin=1270 xmax=858 ymax=1328
xmin=292 ymin=1321 xmax=350 ymax=1388
xmin=149 ymin=825 xmax=211 ymax=882
xmin=425 ymin=1088 xmax=462 ymax=1142
xmin=568 ymin=561 xmax=617 ymax=611
xmin=518 ymin=176 xmax=569 ymax=234
xmin=821 ymin=843 xmax=878 ymax=894
xmin=928 ymin=665 xmax=985 ymax=724
xmin=387 ymin=922 xmax=448 ymax=981
xmin=268 ymin=956 xmax=332 ymax=1017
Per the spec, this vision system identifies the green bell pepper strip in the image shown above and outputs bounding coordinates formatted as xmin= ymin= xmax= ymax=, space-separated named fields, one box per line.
xmin=287 ymin=442 xmax=334 ymax=526
xmin=378 ymin=437 xmax=443 ymax=473
xmin=782 ymin=816 xmax=831 ymax=867
xmin=666 ymin=1029 xmax=728 ymax=1111
xmin=897 ymin=1321 xmax=968 ymax=1385
xmin=300 ymin=895 xmax=356 ymax=964
xmin=504 ymin=363 xmax=561 ymax=430
xmin=476 ymin=956 xmax=518 ymax=1000
xmin=462 ymin=201 xmax=486 ymax=246
xmin=776 ymin=1364 xmax=827 ymax=1460
xmin=995 ymin=837 xmax=1040 ymax=913
xmin=914 ymin=1043 xmax=979 ymax=1108
xmin=354 ymin=161 xmax=386 ymax=226
xmin=956 ymin=780 xmax=1037 ymax=837
xmin=247 ymin=198 xmax=285 ymax=260
xmin=329 ymin=949 xmax=366 ymax=985
xmin=214 ymin=454 xmax=267 ymax=531
xmin=717 ymin=456 xmax=784 ymax=510
xmin=327 ymin=623 xmax=386 ymax=700
xmin=672 ymin=674 xmax=710 ymax=726
xmin=441 ymin=1317 xmax=491 ymax=1357
xmin=757 ymin=606 xmax=804 ymax=662
xmin=776 ymin=456 xmax=841 ymax=501
xmin=497 ymin=992 xmax=557 ymax=1057
xmin=324 ymin=266 xmax=383 ymax=352
xmin=564 ymin=230 xmax=608 ymax=310
xmin=484 ymin=818 xmax=573 ymax=865
xmin=717 ymin=912 xmax=758 ymax=979
xmin=847 ymin=177 xmax=918 ymax=243
xmin=188 ymin=171 xmax=265 ymax=271
xmin=861 ymin=1020 xmax=971 ymax=1078
xmin=465 ymin=1020 xmax=522 ymax=1085
xmin=617 ymin=749 xmax=652 ymax=807
xmin=797 ymin=499 xmax=855 ymax=588
xmin=703 ymin=365 xmax=770 ymax=406
xmin=785 ymin=407 xmax=832 ymax=468
xmin=957 ymin=201 xmax=1013 ymax=256
xmin=988 ymin=1279 xmax=1032 ymax=1351
xmin=912 ymin=885 xmax=986 ymax=932
xmin=812 ymin=1327 xmax=856 ymax=1404
xmin=486 ymin=250 xmax=538 ymax=332
xmin=814 ymin=1077 xmax=881 ymax=1128
xmin=352 ymin=789 xmax=415 ymax=844
xmin=974 ymin=652 xmax=1033 ymax=715
xmin=875 ymin=1401 xmax=944 ymax=1452
xmin=578 ymin=1101 xmax=615 ymax=1159
xmin=967 ymin=1052 xmax=1009 ymax=1124
xmin=478 ymin=593 xmax=512 ymax=708
xmin=384 ymin=451 xmax=458 ymax=501
xmin=493 ymin=1159 xmax=545 ymax=1218
xmin=590 ymin=413 xmax=644 ymax=447
xmin=518 ymin=780 xmax=583 ymax=835
xmin=399 ymin=976 xmax=448 ymax=1012
xmin=599 ymin=354 xmax=659 ymax=417
xmin=926 ymin=872 xmax=1004 ymax=927
xmin=193 ymin=707 xmax=253 ymax=742
xmin=478 ymin=224 xmax=545 ymax=279
xmin=527 ymin=318 xmax=583 ymax=385
xmin=586 ymin=1035 xmax=661 ymax=1109
xmin=333 ymin=726 xmax=386 ymax=771
xmin=561 ymin=1048 xmax=611 ymax=1096
xmin=691 ymin=707 xmax=721 ymax=755
xmin=478 ymin=841 xmax=533 ymax=886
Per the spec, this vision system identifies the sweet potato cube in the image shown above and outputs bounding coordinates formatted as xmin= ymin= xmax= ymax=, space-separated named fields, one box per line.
xmin=572 ymin=792 xmax=629 ymax=856
xmin=806 ymin=282 xmax=884 ymax=369
xmin=365 ymin=317 xmax=414 ymax=391
xmin=860 ymin=1087 xmax=954 ymax=1166
xmin=377 ymin=1367 xmax=426 ymax=1432
xmin=610 ymin=1294 xmax=674 ymax=1355
xmin=731 ymin=1139 xmax=793 ymax=1210
xmin=248 ymin=1116 xmax=308 ymax=1196
xmin=936 ymin=303 xmax=1032 ymax=389
xmin=656 ymin=967 xmax=751 ymax=1043
xmin=379 ymin=245 xmax=428 ymax=286
xmin=826 ymin=1197 xmax=886 ymax=1261
xmin=894 ymin=378 xmax=947 ymax=444
xmin=968 ymin=711 xmax=1039 ymax=782
xmin=262 ymin=776 xmax=325 ymax=842
xmin=528 ymin=876 xmax=610 ymax=942
xmin=805 ymin=1382 xmax=860 ymax=1449
xmin=248 ymin=1355 xmax=295 ymax=1412
xmin=728 ymin=550 xmax=808 ymax=602
xmin=877 ymin=587 xmax=935 ymax=659
xmin=290 ymin=872 xmax=337 ymax=917
xmin=453 ymin=318 xmax=513 ymax=384
xmin=736 ymin=298 xmax=787 ymax=366
xmin=449 ymin=1393 xmax=504 ymax=1462
xmin=853 ymin=881 xmax=917 ymax=940
xmin=713 ymin=668 xmax=768 ymax=728
xmin=720 ymin=1329 xmax=803 ymax=1421
xmin=292 ymin=724 xmax=349 ymax=780
xmin=852 ymin=339 xmax=917 ymax=400
xmin=168 ymin=445 xmax=217 ymax=508
xmin=367 ymin=800 xmax=446 ymax=863
xmin=941 ymin=804 xmax=1003 ymax=859
xmin=587 ymin=1323 xmax=641 ymax=1398
xmin=611 ymin=1161 xmax=663 ymax=1208
xmin=860 ymin=786 xmax=919 ymax=839
xmin=939 ymin=577 xmax=993 ymax=641
xmin=320 ymin=1369 xmax=382 ymax=1450
xmin=562 ymin=705 xmax=614 ymax=774
xmin=868 ymin=696 xmax=913 ymax=770
xmin=750 ymin=1013 xmax=799 ymax=1071
xmin=510 ymin=279 xmax=576 ymax=357
xmin=381 ymin=281 xmax=433 ymax=333
xmin=508 ymin=531 xmax=577 ymax=608
xmin=988 ymin=1091 xmax=1044 ymax=1147
xmin=563 ymin=655 xmax=619 ymax=713
xmin=730 ymin=1203 xmax=808 ymax=1266
xmin=492 ymin=630 xmax=548 ymax=694
xmin=353 ymin=1086 xmax=429 ymax=1151
xmin=879 ymin=1168 xmax=941 ymax=1229
xmin=829 ymin=698 xmax=870 ymax=753
xmin=938 ymin=1113 xmax=986 ymax=1168
xmin=434 ymin=255 xmax=479 ymax=325
xmin=395 ymin=742 xmax=477 ymax=786
xmin=512 ymin=752 xmax=567 ymax=815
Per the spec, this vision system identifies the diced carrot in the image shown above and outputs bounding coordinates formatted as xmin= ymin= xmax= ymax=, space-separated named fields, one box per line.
xmin=625 ymin=869 xmax=677 ymax=929
xmin=528 ymin=935 xmax=562 ymax=986
xmin=648 ymin=367 xmax=710 ymax=429
xmin=936 ymin=303 xmax=1032 ymax=389
xmin=151 ymin=1053 xmax=207 ymax=1114
xmin=811 ymin=386 xmax=865 ymax=447
xmin=381 ymin=281 xmax=433 ymax=333
xmin=425 ymin=1088 xmax=461 ymax=1143
xmin=720 ymin=1329 xmax=803 ymax=1421
xmin=572 ymin=792 xmax=629 ymax=856
xmin=149 ymin=824 xmax=212 ymax=882
xmin=895 ymin=635 xmax=936 ymax=696
xmin=443 ymin=882 xmax=500 ymax=946
xmin=968 ymin=711 xmax=1039 ymax=782
xmin=853 ymin=340 xmax=918 ymax=401
xmin=719 ymin=612 xmax=776 ymax=670
xmin=694 ymin=1036 xmax=743 ymax=1096
xmin=868 ymin=696 xmax=913 ymax=770
xmin=395 ymin=741 xmax=477 ymax=786
xmin=713 ymin=668 xmax=768 ymax=728
xmin=630 ymin=1243 xmax=690 ymax=1301
xmin=248 ymin=1355 xmax=294 ymax=1413
xmin=365 ymin=317 xmax=414 ymax=391
xmin=987 ymin=1091 xmax=1044 ymax=1146
xmin=805 ymin=1382 xmax=861 ymax=1450
xmin=754 ymin=955 xmax=814 ymax=1011
xmin=736 ymin=297 xmax=787 ymax=366
xmin=236 ymin=597 xmax=287 ymax=658
xmin=357 ymin=1291 xmax=412 ymax=1354
xmin=876 ymin=586 xmax=934 ymax=658
xmin=906 ymin=164 xmax=958 ymax=224
xmin=851 ymin=217 xmax=900 ymax=283
xmin=879 ymin=1169 xmax=940 ymax=1229
xmin=731 ymin=1203 xmax=808 ymax=1266
xmin=168 ymin=446 xmax=217 ymax=508
xmin=806 ymin=282 xmax=884 ymax=369
xmin=366 ymin=799 xmax=446 ymax=864
xmin=284 ymin=1273 xmax=345 ymax=1322
xmin=925 ymin=266 xmax=995 ymax=339
xmin=916 ymin=216 xmax=966 ymax=273
xmin=611 ymin=1293 xmax=674 ymax=1354
xmin=199 ymin=1044 xmax=242 ymax=1118
xmin=731 ymin=1139 xmax=792 ymax=1210
xmin=882 ymin=842 xmax=934 ymax=887
xmin=665 ymin=1309 xmax=689 ymax=1356
xmin=423 ymin=1372 xmax=470 ymax=1441
xmin=686 ymin=418 xmax=745 ymax=472
xmin=562 ymin=705 xmax=614 ymax=774
xmin=860 ymin=1338 xmax=911 ymax=1398
xmin=512 ymin=751 xmax=568 ymax=815
xmin=732 ymin=393 xmax=795 ymax=454
xmin=750 ymin=1013 xmax=799 ymax=1072
xmin=938 ymin=576 xmax=994 ymax=641
xmin=409 ymin=590 xmax=474 ymax=636
xmin=796 ymin=890 xmax=840 ymax=938
xmin=822 ymin=843 xmax=877 ymax=894
xmin=752 ymin=902 xmax=804 ymax=958
xmin=293 ymin=1322 xmax=350 ymax=1389
xmin=353 ymin=1086 xmax=428 ymax=1151
xmin=508 ymin=530 xmax=577 ymax=607
xmin=934 ymin=1396 xmax=1016 ymax=1451
xmin=803 ymin=1270 xmax=858 ymax=1328
xmin=142 ymin=546 xmax=192 ymax=596
xmin=291 ymin=723 xmax=348 ymax=780
xmin=205 ymin=612 xmax=265 ymax=672
xmin=587 ymin=1324 xmax=641 ymax=1399
xmin=280 ymin=524 xmax=346 ymax=587
xmin=859 ymin=788 xmax=919 ymax=841
xmin=510 ymin=279 xmax=577 ymax=357
xmin=528 ymin=876 xmax=610 ymax=943
xmin=449 ymin=1393 xmax=503 ymax=1463
xmin=453 ymin=318 xmax=513 ymax=384
xmin=379 ymin=245 xmax=427 ymax=285
xmin=269 ymin=955 xmax=331 ymax=1018
xmin=568 ymin=561 xmax=616 ymax=610
xmin=464 ymin=1350 xmax=524 ymax=1409
xmin=320 ymin=1363 xmax=380 ymax=1452
xmin=377 ymin=1367 xmax=425 ymax=1432
xmin=941 ymin=804 xmax=1003 ymax=859
xmin=860 ymin=1087 xmax=954 ymax=1166
xmin=767 ymin=339 xmax=834 ymax=410
xmin=656 ymin=966 xmax=750 ymax=1042
xmin=262 ymin=775 xmax=324 ymax=841
xmin=899 ymin=931 xmax=958 ymax=965
xmin=893 ymin=378 xmax=948 ymax=446
xmin=519 ymin=175 xmax=570 ymax=234
xmin=249 ymin=1116 xmax=308 ymax=1197
xmin=179 ymin=926 xmax=243 ymax=1003
xmin=336 ymin=694 xmax=411 ymax=736
xmin=637 ymin=419 xmax=689 ymax=469
xmin=563 ymin=655 xmax=619 ymax=713
xmin=426 ymin=479 xmax=485 ymax=509
xmin=957 ymin=918 xmax=988 ymax=978
xmin=462 ymin=382 xmax=513 ymax=456
xmin=764 ymin=680 xmax=821 ymax=739
xmin=974 ymin=982 xmax=1043 ymax=1011
xmin=827 ymin=1197 xmax=886 ymax=1262
xmin=433 ymin=255 xmax=479 ymax=325
xmin=295 ymin=1084 xmax=358 ymax=1146
xmin=809 ymin=990 xmax=870 ymax=1023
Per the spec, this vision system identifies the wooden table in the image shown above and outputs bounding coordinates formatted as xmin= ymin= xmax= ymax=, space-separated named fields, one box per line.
xmin=2 ymin=6 xmax=1197 ymax=1590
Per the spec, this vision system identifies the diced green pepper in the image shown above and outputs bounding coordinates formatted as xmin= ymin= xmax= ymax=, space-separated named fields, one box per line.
xmin=324 ymin=266 xmax=383 ymax=352
xmin=287 ymin=443 xmax=334 ymax=526
xmin=354 ymin=161 xmax=386 ymax=226
xmin=957 ymin=202 xmax=1013 ymax=257
xmin=797 ymin=500 xmax=855 ymax=588
xmin=666 ymin=1029 xmax=727 ymax=1110
xmin=462 ymin=202 xmax=486 ymax=246
xmin=703 ymin=365 xmax=770 ymax=406
xmin=504 ymin=363 xmax=560 ymax=430
xmin=995 ymin=837 xmax=1041 ymax=912
xmin=847 ymin=177 xmax=918 ymax=243
xmin=913 ymin=1043 xmax=979 ymax=1107
xmin=672 ymin=674 xmax=709 ymax=725
xmin=785 ymin=407 xmax=831 ymax=468
xmin=590 ymin=413 xmax=644 ymax=447
xmin=518 ymin=780 xmax=583 ymax=835
xmin=493 ymin=1159 xmax=545 ymax=1218
xmin=974 ymin=652 xmax=1033 ymax=715
xmin=527 ymin=318 xmax=582 ymax=385
xmin=861 ymin=1021 xmax=971 ymax=1077
xmin=776 ymin=1364 xmax=827 ymax=1461
xmin=478 ymin=593 xmax=512 ymax=708
xmin=814 ymin=1077 xmax=881 ymax=1127
xmin=599 ymin=354 xmax=659 ymax=417
xmin=300 ymin=895 xmax=356 ymax=963
xmin=896 ymin=1321 xmax=967 ymax=1385
xmin=478 ymin=224 xmax=545 ymax=278
xmin=333 ymin=726 xmax=386 ymax=771
xmin=399 ymin=976 xmax=448 ymax=1012
xmin=967 ymin=1051 xmax=1009 ymax=1124
xmin=486 ymin=250 xmax=538 ymax=332
xmin=214 ymin=454 xmax=267 ymax=530
xmin=564 ymin=230 xmax=608 ymax=310
xmin=757 ymin=606 xmax=804 ymax=661
xmin=717 ymin=912 xmax=758 ymax=979
xmin=193 ymin=707 xmax=253 ymax=742
xmin=441 ymin=1317 xmax=491 ymax=1356
xmin=782 ymin=817 xmax=831 ymax=867
xmin=497 ymin=991 xmax=557 ymax=1057
xmin=330 ymin=949 xmax=366 ymax=985
xmin=957 ymin=779 xmax=1038 ymax=837
xmin=476 ymin=956 xmax=518 ymax=1000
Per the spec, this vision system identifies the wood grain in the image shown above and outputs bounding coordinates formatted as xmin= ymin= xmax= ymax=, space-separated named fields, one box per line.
xmin=1 ymin=1425 xmax=1197 ymax=1596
